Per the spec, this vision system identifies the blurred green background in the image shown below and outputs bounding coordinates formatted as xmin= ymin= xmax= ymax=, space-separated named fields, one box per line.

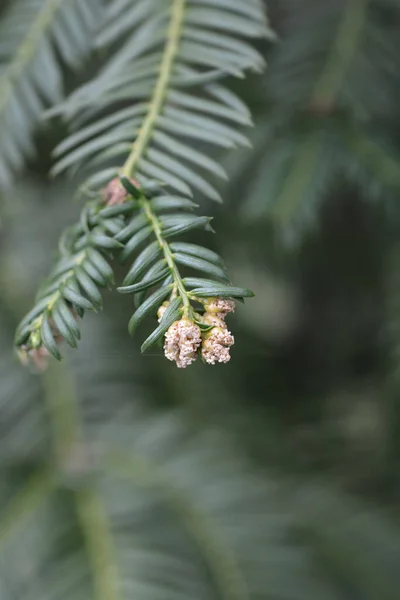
xmin=1 ymin=0 xmax=400 ymax=598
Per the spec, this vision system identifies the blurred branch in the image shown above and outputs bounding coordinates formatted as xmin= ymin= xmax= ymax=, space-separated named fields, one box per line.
xmin=76 ymin=488 xmax=120 ymax=600
xmin=311 ymin=0 xmax=366 ymax=108
xmin=294 ymin=483 xmax=400 ymax=600
xmin=0 ymin=470 xmax=54 ymax=549
xmin=111 ymin=453 xmax=249 ymax=600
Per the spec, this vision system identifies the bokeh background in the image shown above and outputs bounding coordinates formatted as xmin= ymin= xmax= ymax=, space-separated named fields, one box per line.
xmin=1 ymin=0 xmax=400 ymax=598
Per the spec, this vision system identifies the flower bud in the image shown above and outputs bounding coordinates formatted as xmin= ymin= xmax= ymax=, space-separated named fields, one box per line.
xmin=164 ymin=317 xmax=202 ymax=368
xmin=18 ymin=345 xmax=51 ymax=372
xmin=157 ymin=301 xmax=170 ymax=322
xmin=203 ymin=313 xmax=226 ymax=329
xmin=103 ymin=177 xmax=140 ymax=206
xmin=203 ymin=297 xmax=236 ymax=319
xmin=201 ymin=326 xmax=234 ymax=365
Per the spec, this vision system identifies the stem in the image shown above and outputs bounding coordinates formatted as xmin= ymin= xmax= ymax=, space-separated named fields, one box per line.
xmin=42 ymin=360 xmax=84 ymax=463
xmin=118 ymin=0 xmax=190 ymax=309
xmin=0 ymin=470 xmax=54 ymax=549
xmin=121 ymin=0 xmax=187 ymax=177
xmin=140 ymin=197 xmax=190 ymax=310
xmin=75 ymin=488 xmax=120 ymax=600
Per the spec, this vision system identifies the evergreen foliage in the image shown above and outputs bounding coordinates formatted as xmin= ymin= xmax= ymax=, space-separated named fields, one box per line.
xmin=0 ymin=0 xmax=104 ymax=186
xmin=14 ymin=0 xmax=269 ymax=366
xmin=1 ymin=1 xmax=400 ymax=599
xmin=228 ymin=0 xmax=400 ymax=229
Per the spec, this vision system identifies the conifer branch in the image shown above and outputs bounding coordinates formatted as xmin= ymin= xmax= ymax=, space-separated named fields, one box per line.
xmin=15 ymin=198 xmax=134 ymax=367
xmin=121 ymin=0 xmax=187 ymax=178
xmin=15 ymin=0 xmax=266 ymax=367
xmin=139 ymin=194 xmax=192 ymax=312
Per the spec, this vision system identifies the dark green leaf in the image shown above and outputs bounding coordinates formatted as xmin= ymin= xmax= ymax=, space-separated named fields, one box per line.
xmin=76 ymin=269 xmax=103 ymax=308
xmin=122 ymin=242 xmax=162 ymax=286
xmin=158 ymin=115 xmax=235 ymax=148
xmin=173 ymin=252 xmax=229 ymax=282
xmin=153 ymin=131 xmax=229 ymax=179
xmin=141 ymin=298 xmax=183 ymax=353
xmin=115 ymin=213 xmax=148 ymax=243
xmin=51 ymin=304 xmax=78 ymax=349
xmin=183 ymin=277 xmax=230 ymax=289
xmin=81 ymin=259 xmax=108 ymax=287
xmin=159 ymin=296 xmax=184 ymax=325
xmin=54 ymin=298 xmax=81 ymax=341
xmin=90 ymin=234 xmax=124 ymax=250
xmin=164 ymin=106 xmax=251 ymax=147
xmin=185 ymin=7 xmax=269 ymax=38
xmin=62 ymin=286 xmax=96 ymax=311
xmin=139 ymin=159 xmax=194 ymax=197
xmin=87 ymin=248 xmax=115 ymax=282
xmin=101 ymin=217 xmax=126 ymax=237
xmin=189 ymin=286 xmax=255 ymax=299
xmin=80 ymin=205 xmax=92 ymax=233
xmin=133 ymin=259 xmax=172 ymax=308
xmin=167 ymin=90 xmax=252 ymax=125
xmin=170 ymin=242 xmax=225 ymax=267
xmin=147 ymin=148 xmax=223 ymax=201
xmin=40 ymin=313 xmax=61 ymax=361
xmin=14 ymin=323 xmax=32 ymax=347
xmin=98 ymin=200 xmax=137 ymax=218
xmin=150 ymin=196 xmax=198 ymax=212
xmin=120 ymin=176 xmax=142 ymax=199
xmin=118 ymin=268 xmax=170 ymax=295
xmin=159 ymin=213 xmax=201 ymax=228
xmin=162 ymin=217 xmax=212 ymax=238
xmin=128 ymin=285 xmax=173 ymax=335
xmin=119 ymin=226 xmax=153 ymax=263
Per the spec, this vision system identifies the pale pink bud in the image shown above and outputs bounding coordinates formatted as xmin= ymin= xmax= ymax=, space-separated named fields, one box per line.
xmin=157 ymin=301 xmax=170 ymax=322
xmin=202 ymin=326 xmax=234 ymax=365
xmin=203 ymin=313 xmax=226 ymax=328
xmin=19 ymin=345 xmax=51 ymax=372
xmin=103 ymin=177 xmax=140 ymax=206
xmin=164 ymin=318 xmax=202 ymax=368
xmin=204 ymin=297 xmax=236 ymax=319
